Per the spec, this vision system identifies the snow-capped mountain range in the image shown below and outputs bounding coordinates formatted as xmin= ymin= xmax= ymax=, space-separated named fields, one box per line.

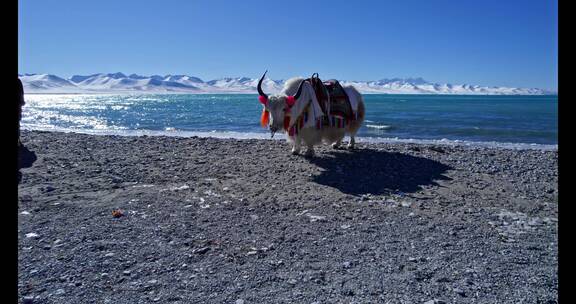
xmin=18 ymin=73 xmax=556 ymax=95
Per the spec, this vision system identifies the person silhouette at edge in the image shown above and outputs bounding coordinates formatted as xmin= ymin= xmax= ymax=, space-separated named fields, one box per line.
xmin=17 ymin=77 xmax=24 ymax=147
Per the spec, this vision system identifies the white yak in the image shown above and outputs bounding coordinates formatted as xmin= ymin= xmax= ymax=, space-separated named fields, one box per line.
xmin=257 ymin=71 xmax=365 ymax=156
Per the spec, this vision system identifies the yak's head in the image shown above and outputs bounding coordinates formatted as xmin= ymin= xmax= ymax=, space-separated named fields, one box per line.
xmin=257 ymin=71 xmax=305 ymax=137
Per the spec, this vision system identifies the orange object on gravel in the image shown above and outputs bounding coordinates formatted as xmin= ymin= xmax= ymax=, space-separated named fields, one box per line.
xmin=112 ymin=209 xmax=124 ymax=218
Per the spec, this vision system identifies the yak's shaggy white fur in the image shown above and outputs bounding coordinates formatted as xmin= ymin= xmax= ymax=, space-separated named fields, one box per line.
xmin=262 ymin=76 xmax=365 ymax=156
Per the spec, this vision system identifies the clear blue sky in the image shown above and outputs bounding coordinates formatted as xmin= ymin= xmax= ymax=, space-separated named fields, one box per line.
xmin=18 ymin=0 xmax=557 ymax=90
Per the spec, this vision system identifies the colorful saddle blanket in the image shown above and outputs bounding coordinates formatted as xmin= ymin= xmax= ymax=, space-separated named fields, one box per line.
xmin=307 ymin=74 xmax=355 ymax=121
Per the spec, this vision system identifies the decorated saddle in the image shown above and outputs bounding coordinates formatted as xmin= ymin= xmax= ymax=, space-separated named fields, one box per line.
xmin=307 ymin=73 xmax=355 ymax=121
xmin=323 ymin=79 xmax=355 ymax=120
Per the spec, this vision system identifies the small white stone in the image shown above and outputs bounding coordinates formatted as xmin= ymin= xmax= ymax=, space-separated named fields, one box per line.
xmin=170 ymin=185 xmax=189 ymax=191
xmin=54 ymin=288 xmax=65 ymax=295
xmin=25 ymin=233 xmax=39 ymax=238
xmin=307 ymin=214 xmax=327 ymax=222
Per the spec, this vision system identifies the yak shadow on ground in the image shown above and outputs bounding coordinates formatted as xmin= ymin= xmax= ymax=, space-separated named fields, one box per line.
xmin=18 ymin=145 xmax=37 ymax=184
xmin=308 ymin=149 xmax=452 ymax=196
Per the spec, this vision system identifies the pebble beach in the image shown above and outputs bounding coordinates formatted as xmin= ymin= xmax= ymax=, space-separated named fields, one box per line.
xmin=18 ymin=130 xmax=558 ymax=303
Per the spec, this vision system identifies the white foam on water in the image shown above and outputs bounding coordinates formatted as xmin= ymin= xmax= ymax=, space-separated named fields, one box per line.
xmin=355 ymin=136 xmax=557 ymax=151
xmin=366 ymin=124 xmax=392 ymax=130
xmin=22 ymin=126 xmax=557 ymax=151
xmin=22 ymin=125 xmax=287 ymax=140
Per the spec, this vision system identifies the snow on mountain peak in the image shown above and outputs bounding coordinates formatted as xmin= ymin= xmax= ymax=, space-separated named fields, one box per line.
xmin=377 ymin=77 xmax=429 ymax=85
xmin=18 ymin=72 xmax=556 ymax=95
xmin=107 ymin=72 xmax=127 ymax=79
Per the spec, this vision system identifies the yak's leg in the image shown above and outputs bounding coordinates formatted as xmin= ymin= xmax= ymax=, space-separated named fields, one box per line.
xmin=304 ymin=144 xmax=315 ymax=157
xmin=291 ymin=136 xmax=301 ymax=155
xmin=347 ymin=136 xmax=356 ymax=149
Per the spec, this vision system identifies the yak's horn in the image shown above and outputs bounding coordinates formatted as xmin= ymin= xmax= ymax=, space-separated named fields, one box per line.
xmin=257 ymin=70 xmax=268 ymax=100
xmin=293 ymin=79 xmax=306 ymax=100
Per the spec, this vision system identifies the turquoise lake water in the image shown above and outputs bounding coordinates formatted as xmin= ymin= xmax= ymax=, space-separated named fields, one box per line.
xmin=22 ymin=94 xmax=557 ymax=149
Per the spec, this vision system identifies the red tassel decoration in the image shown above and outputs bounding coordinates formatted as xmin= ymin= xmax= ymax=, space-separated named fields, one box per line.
xmin=283 ymin=116 xmax=290 ymax=131
xmin=286 ymin=96 xmax=295 ymax=107
xmin=260 ymin=109 xmax=269 ymax=128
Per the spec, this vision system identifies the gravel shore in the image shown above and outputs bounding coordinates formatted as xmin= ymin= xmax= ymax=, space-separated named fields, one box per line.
xmin=18 ymin=130 xmax=558 ymax=303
